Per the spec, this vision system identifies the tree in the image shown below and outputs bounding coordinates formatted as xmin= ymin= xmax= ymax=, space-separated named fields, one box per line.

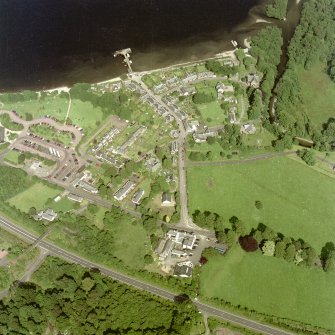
xmin=144 ymin=254 xmax=154 ymax=265
xmin=266 ymin=0 xmax=288 ymax=20
xmin=232 ymin=220 xmax=247 ymax=237
xmin=28 ymin=207 xmax=37 ymax=216
xmin=226 ymin=230 xmax=237 ymax=247
xmin=239 ymin=236 xmax=259 ymax=252
xmin=262 ymin=240 xmax=275 ymax=256
xmin=297 ymin=149 xmax=316 ymax=166
xmin=262 ymin=226 xmax=277 ymax=241
xmin=18 ymin=153 xmax=26 ymax=164
xmin=324 ymin=252 xmax=335 ymax=272
xmin=87 ymin=204 xmax=98 ymax=214
xmin=248 ymin=90 xmax=263 ymax=120
xmin=284 ymin=244 xmax=296 ymax=262
xmin=235 ymin=49 xmax=245 ymax=64
xmin=274 ymin=241 xmax=286 ymax=258
xmin=205 ymin=60 xmax=223 ymax=75
xmin=255 ymin=200 xmax=263 ymax=210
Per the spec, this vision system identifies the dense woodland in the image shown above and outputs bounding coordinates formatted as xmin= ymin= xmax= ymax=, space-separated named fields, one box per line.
xmin=0 ymin=257 xmax=202 ymax=335
xmin=266 ymin=0 xmax=288 ymax=20
xmin=274 ymin=0 xmax=335 ymax=149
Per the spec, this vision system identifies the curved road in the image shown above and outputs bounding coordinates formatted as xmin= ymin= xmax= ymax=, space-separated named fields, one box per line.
xmin=0 ymin=215 xmax=292 ymax=335
xmin=0 ymin=110 xmax=83 ymax=147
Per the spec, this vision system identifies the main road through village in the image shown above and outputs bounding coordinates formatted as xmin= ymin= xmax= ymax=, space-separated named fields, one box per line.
xmin=0 ymin=215 xmax=293 ymax=335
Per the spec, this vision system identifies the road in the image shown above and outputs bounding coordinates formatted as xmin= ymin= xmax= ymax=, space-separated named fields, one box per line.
xmin=188 ymin=151 xmax=297 ymax=167
xmin=132 ymin=76 xmax=195 ymax=229
xmin=0 ymin=109 xmax=83 ymax=148
xmin=0 ymin=215 xmax=293 ymax=335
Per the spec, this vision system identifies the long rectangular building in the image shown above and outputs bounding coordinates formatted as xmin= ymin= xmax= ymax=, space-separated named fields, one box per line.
xmin=114 ymin=180 xmax=136 ymax=201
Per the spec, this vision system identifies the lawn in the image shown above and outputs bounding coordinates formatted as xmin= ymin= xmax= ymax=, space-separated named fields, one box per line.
xmin=4 ymin=150 xmax=21 ymax=164
xmin=67 ymin=99 xmax=104 ymax=136
xmin=112 ymin=221 xmax=151 ymax=269
xmin=1 ymin=96 xmax=69 ymax=121
xmin=298 ymin=63 xmax=335 ymax=129
xmin=8 ymin=183 xmax=60 ymax=213
xmin=187 ymin=156 xmax=335 ymax=251
xmin=49 ymin=197 xmax=75 ymax=213
xmin=200 ymin=247 xmax=335 ymax=331
xmin=242 ymin=126 xmax=276 ymax=147
xmin=195 ymin=101 xmax=226 ymax=126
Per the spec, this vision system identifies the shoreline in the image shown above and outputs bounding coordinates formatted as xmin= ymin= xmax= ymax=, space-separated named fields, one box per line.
xmin=7 ymin=48 xmax=238 ymax=94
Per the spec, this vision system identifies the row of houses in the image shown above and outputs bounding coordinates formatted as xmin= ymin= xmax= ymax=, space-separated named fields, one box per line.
xmin=152 ymin=71 xmax=216 ymax=94
xmin=114 ymin=126 xmax=147 ymax=155
xmin=141 ymin=95 xmax=176 ymax=124
xmin=92 ymin=127 xmax=120 ymax=153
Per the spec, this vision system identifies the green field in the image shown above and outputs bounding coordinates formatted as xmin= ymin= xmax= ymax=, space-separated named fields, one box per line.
xmin=4 ymin=150 xmax=21 ymax=164
xmin=49 ymin=197 xmax=75 ymax=213
xmin=67 ymin=99 xmax=104 ymax=135
xmin=298 ymin=64 xmax=335 ymax=129
xmin=2 ymin=96 xmax=69 ymax=121
xmin=8 ymin=183 xmax=60 ymax=213
xmin=112 ymin=221 xmax=151 ymax=269
xmin=188 ymin=157 xmax=335 ymax=250
xmin=1 ymin=95 xmax=104 ymax=136
xmin=200 ymin=247 xmax=335 ymax=331
xmin=195 ymin=101 xmax=226 ymax=125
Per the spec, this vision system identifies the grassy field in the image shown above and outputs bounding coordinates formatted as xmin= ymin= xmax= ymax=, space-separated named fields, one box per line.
xmin=2 ymin=96 xmax=69 ymax=121
xmin=298 ymin=64 xmax=335 ymax=129
xmin=8 ymin=182 xmax=60 ymax=213
xmin=195 ymin=101 xmax=226 ymax=126
xmin=67 ymin=99 xmax=104 ymax=136
xmin=4 ymin=150 xmax=20 ymax=164
xmin=112 ymin=221 xmax=151 ymax=269
xmin=1 ymin=95 xmax=104 ymax=136
xmin=188 ymin=156 xmax=335 ymax=250
xmin=200 ymin=247 xmax=335 ymax=331
xmin=49 ymin=197 xmax=75 ymax=213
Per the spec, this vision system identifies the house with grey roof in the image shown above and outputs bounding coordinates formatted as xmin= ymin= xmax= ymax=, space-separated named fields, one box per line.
xmin=35 ymin=208 xmax=58 ymax=222
xmin=67 ymin=193 xmax=83 ymax=203
xmin=132 ymin=189 xmax=145 ymax=205
xmin=166 ymin=77 xmax=178 ymax=86
xmin=165 ymin=114 xmax=175 ymax=123
xmin=114 ymin=180 xmax=136 ymax=201
xmin=161 ymin=192 xmax=174 ymax=206
xmin=180 ymin=86 xmax=196 ymax=96
xmin=77 ymin=180 xmax=98 ymax=194
xmin=173 ymin=261 xmax=193 ymax=278
xmin=240 ymin=123 xmax=256 ymax=135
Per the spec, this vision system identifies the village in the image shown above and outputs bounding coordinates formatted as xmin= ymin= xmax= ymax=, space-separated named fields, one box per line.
xmin=0 ymin=46 xmax=262 ymax=277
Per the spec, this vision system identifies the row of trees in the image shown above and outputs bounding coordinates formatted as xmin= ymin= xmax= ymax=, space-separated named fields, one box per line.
xmin=194 ymin=206 xmax=335 ymax=272
xmin=250 ymin=26 xmax=283 ymax=118
xmin=0 ymin=257 xmax=202 ymax=334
